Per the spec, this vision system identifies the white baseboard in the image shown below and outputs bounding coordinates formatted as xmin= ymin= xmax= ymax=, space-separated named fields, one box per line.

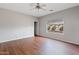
xmin=39 ymin=35 xmax=79 ymax=45
xmin=0 ymin=35 xmax=34 ymax=43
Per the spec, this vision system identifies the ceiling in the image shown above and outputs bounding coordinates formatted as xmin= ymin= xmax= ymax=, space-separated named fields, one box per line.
xmin=0 ymin=3 xmax=79 ymax=17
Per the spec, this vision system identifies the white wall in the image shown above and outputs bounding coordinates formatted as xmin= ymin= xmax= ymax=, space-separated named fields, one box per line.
xmin=39 ymin=6 xmax=79 ymax=45
xmin=0 ymin=8 xmax=37 ymax=43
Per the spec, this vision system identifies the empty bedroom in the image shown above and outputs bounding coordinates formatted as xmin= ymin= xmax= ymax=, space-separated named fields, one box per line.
xmin=0 ymin=3 xmax=79 ymax=55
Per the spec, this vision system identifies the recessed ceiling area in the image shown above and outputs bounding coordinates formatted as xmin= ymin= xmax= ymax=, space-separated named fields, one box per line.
xmin=0 ymin=3 xmax=79 ymax=17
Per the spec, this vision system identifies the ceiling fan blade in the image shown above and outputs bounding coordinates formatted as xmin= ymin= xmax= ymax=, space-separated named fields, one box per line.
xmin=30 ymin=3 xmax=38 ymax=7
xmin=40 ymin=7 xmax=47 ymax=11
xmin=40 ymin=4 xmax=46 ymax=7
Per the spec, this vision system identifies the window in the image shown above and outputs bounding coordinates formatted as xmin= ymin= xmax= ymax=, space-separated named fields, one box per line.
xmin=47 ymin=21 xmax=64 ymax=33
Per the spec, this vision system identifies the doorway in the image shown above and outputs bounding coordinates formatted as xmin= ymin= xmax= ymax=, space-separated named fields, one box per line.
xmin=34 ymin=22 xmax=38 ymax=36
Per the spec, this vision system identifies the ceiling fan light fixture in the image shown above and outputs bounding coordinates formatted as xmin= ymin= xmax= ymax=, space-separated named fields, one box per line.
xmin=30 ymin=3 xmax=46 ymax=10
xmin=30 ymin=3 xmax=54 ymax=12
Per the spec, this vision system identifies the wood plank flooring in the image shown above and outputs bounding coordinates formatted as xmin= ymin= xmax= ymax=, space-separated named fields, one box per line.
xmin=0 ymin=36 xmax=79 ymax=55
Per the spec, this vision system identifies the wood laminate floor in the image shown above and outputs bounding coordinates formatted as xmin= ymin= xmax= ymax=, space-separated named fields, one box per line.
xmin=0 ymin=36 xmax=79 ymax=55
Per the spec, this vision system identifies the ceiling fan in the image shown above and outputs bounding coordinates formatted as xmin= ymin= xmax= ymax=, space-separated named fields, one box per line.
xmin=30 ymin=3 xmax=53 ymax=12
